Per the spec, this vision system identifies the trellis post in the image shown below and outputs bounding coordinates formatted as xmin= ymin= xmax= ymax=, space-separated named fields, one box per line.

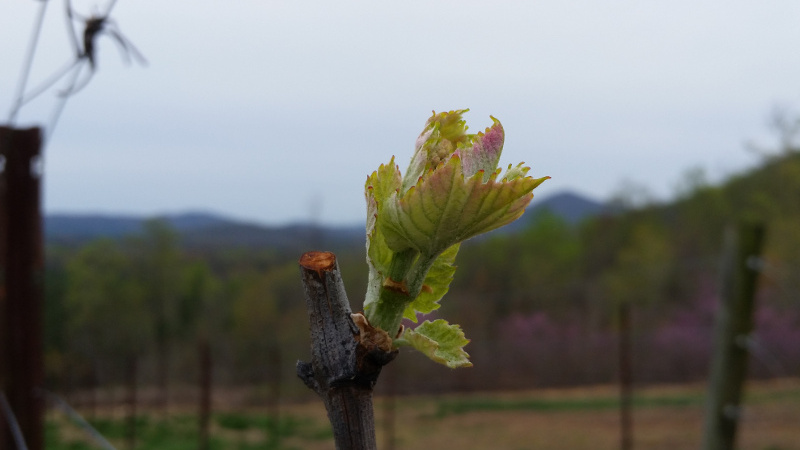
xmin=702 ymin=223 xmax=765 ymax=450
xmin=0 ymin=126 xmax=45 ymax=450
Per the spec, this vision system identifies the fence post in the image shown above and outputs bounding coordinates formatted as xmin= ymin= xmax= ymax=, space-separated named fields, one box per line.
xmin=618 ymin=301 xmax=633 ymax=450
xmin=125 ymin=355 xmax=138 ymax=450
xmin=266 ymin=346 xmax=282 ymax=446
xmin=198 ymin=338 xmax=211 ymax=450
xmin=0 ymin=126 xmax=44 ymax=450
xmin=381 ymin=364 xmax=397 ymax=450
xmin=702 ymin=223 xmax=765 ymax=450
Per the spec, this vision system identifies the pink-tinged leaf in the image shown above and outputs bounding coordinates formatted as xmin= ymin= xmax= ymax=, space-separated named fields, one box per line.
xmin=456 ymin=116 xmax=504 ymax=181
xmin=402 ymin=109 xmax=471 ymax=194
xmin=379 ymin=153 xmax=548 ymax=257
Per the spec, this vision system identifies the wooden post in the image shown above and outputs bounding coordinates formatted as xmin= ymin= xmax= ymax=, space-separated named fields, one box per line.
xmin=381 ymin=364 xmax=397 ymax=450
xmin=198 ymin=338 xmax=211 ymax=450
xmin=296 ymin=251 xmax=397 ymax=450
xmin=0 ymin=126 xmax=44 ymax=450
xmin=266 ymin=346 xmax=282 ymax=446
xmin=89 ymin=363 xmax=98 ymax=420
xmin=702 ymin=224 xmax=765 ymax=450
xmin=618 ymin=301 xmax=633 ymax=450
xmin=125 ymin=356 xmax=137 ymax=450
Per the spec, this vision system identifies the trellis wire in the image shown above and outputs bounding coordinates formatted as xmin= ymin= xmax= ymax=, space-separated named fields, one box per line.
xmin=37 ymin=389 xmax=117 ymax=450
xmin=6 ymin=0 xmax=140 ymax=145
xmin=0 ymin=391 xmax=29 ymax=450
xmin=6 ymin=0 xmax=50 ymax=126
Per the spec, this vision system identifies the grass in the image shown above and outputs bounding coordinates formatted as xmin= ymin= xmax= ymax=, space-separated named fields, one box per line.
xmin=46 ymin=412 xmax=332 ymax=450
xmin=432 ymin=390 xmax=706 ymax=418
xmin=410 ymin=379 xmax=800 ymax=450
xmin=45 ymin=378 xmax=800 ymax=450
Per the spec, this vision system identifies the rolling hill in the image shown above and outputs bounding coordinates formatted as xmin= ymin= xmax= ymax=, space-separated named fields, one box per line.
xmin=44 ymin=190 xmax=604 ymax=249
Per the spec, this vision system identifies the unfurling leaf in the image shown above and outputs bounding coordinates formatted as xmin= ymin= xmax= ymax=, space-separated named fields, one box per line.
xmin=364 ymin=158 xmax=402 ymax=313
xmin=402 ymin=243 xmax=459 ymax=322
xmin=362 ymin=109 xmax=548 ymax=366
xmin=380 ymin=154 xmax=548 ymax=258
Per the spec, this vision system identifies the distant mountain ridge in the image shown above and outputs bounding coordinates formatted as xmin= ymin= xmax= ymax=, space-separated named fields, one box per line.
xmin=44 ymin=212 xmax=364 ymax=251
xmin=45 ymin=212 xmax=235 ymax=240
xmin=521 ymin=191 xmax=605 ymax=225
xmin=45 ymin=190 xmax=604 ymax=248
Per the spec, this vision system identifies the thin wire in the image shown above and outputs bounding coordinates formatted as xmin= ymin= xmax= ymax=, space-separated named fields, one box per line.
xmin=16 ymin=59 xmax=80 ymax=108
xmin=0 ymin=392 xmax=29 ymax=450
xmin=750 ymin=258 xmax=800 ymax=305
xmin=37 ymin=389 xmax=117 ymax=450
xmin=9 ymin=0 xmax=134 ymax=144
xmin=104 ymin=0 xmax=121 ymax=16
xmin=64 ymin=0 xmax=80 ymax=55
xmin=740 ymin=334 xmax=789 ymax=378
xmin=45 ymin=0 xmax=127 ymax=144
xmin=45 ymin=61 xmax=84 ymax=144
xmin=7 ymin=0 xmax=50 ymax=124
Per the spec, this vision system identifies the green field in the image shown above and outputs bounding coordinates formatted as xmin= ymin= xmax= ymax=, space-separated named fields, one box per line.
xmin=46 ymin=378 xmax=800 ymax=449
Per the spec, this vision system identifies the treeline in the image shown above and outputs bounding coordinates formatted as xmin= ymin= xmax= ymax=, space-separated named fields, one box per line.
xmin=44 ymin=220 xmax=336 ymax=404
xmin=440 ymin=149 xmax=800 ymax=389
xmin=43 ymin=151 xmax=800 ymax=404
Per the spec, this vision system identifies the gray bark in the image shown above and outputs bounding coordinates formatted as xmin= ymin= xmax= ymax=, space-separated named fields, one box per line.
xmin=296 ymin=251 xmax=397 ymax=450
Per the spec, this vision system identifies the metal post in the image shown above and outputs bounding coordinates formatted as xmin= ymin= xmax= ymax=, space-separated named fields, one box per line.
xmin=0 ymin=126 xmax=44 ymax=450
xmin=702 ymin=224 xmax=765 ymax=450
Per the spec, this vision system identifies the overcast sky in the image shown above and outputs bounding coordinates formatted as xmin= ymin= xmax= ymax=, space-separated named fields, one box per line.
xmin=2 ymin=1 xmax=799 ymax=226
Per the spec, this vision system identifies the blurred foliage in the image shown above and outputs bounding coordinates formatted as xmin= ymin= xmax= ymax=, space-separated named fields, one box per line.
xmin=64 ymin=239 xmax=152 ymax=366
xmin=42 ymin=149 xmax=800 ymax=393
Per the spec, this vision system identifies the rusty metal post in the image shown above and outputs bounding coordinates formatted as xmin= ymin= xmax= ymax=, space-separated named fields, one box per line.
xmin=0 ymin=126 xmax=45 ymax=450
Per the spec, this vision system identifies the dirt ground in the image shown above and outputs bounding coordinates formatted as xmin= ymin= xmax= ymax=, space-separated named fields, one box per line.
xmin=51 ymin=378 xmax=799 ymax=449
xmin=281 ymin=378 xmax=800 ymax=450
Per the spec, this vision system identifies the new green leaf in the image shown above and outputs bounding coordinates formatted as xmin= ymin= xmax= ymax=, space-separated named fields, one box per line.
xmin=379 ymin=154 xmax=548 ymax=258
xmin=398 ymin=320 xmax=472 ymax=368
xmin=362 ymin=109 xmax=548 ymax=368
xmin=402 ymin=243 xmax=459 ymax=322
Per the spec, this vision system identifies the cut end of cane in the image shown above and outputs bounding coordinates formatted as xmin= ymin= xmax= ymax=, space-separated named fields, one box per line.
xmin=299 ymin=251 xmax=336 ymax=276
